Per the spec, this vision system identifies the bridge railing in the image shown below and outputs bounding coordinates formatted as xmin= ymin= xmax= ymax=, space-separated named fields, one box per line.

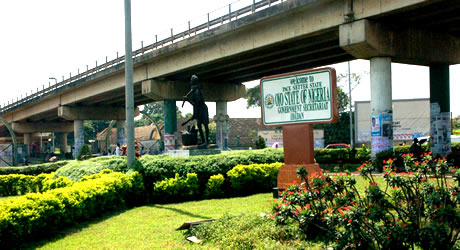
xmin=0 ymin=0 xmax=284 ymax=114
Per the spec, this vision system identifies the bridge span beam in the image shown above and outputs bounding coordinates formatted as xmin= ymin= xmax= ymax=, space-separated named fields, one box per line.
xmin=142 ymin=80 xmax=245 ymax=102
xmin=58 ymin=106 xmax=139 ymax=121
xmin=339 ymin=19 xmax=460 ymax=65
xmin=12 ymin=122 xmax=74 ymax=134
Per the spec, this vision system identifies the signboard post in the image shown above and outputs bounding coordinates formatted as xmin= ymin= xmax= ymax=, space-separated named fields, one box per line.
xmin=260 ymin=68 xmax=337 ymax=190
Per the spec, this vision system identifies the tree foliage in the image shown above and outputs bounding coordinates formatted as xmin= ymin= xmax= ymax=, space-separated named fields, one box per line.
xmin=83 ymin=120 xmax=111 ymax=143
xmin=314 ymin=112 xmax=351 ymax=145
xmin=245 ymin=85 xmax=261 ymax=108
xmin=141 ymin=102 xmax=183 ymax=126
xmin=453 ymin=115 xmax=460 ymax=130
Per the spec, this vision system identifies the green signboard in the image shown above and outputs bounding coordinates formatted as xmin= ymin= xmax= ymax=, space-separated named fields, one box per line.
xmin=261 ymin=68 xmax=337 ymax=126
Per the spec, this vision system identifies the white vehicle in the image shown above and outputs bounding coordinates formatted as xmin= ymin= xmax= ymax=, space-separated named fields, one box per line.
xmin=452 ymin=135 xmax=460 ymax=143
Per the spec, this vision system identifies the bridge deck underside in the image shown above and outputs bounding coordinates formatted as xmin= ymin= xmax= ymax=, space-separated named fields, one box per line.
xmin=1 ymin=0 xmax=459 ymax=129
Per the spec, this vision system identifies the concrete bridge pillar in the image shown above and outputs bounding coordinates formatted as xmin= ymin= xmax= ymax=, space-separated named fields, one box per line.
xmin=370 ymin=57 xmax=393 ymax=158
xmin=55 ymin=132 xmax=68 ymax=153
xmin=116 ymin=120 xmax=126 ymax=145
xmin=429 ymin=64 xmax=451 ymax=156
xmin=74 ymin=120 xmax=84 ymax=159
xmin=214 ymin=101 xmax=229 ymax=150
xmin=24 ymin=133 xmax=31 ymax=158
xmin=164 ymin=100 xmax=177 ymax=152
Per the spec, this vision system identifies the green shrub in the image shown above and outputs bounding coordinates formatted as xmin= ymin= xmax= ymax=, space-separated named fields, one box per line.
xmin=77 ymin=144 xmax=92 ymax=160
xmin=55 ymin=156 xmax=128 ymax=181
xmin=204 ymin=174 xmax=225 ymax=198
xmin=188 ymin=215 xmax=312 ymax=249
xmin=0 ymin=161 xmax=70 ymax=176
xmin=0 ymin=173 xmax=73 ymax=197
xmin=254 ymin=136 xmax=266 ymax=149
xmin=154 ymin=173 xmax=199 ymax=202
xmin=0 ymin=170 xmax=143 ymax=246
xmin=227 ymin=163 xmax=282 ymax=194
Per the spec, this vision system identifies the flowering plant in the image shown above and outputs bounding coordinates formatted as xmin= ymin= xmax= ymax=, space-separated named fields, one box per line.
xmin=272 ymin=154 xmax=459 ymax=249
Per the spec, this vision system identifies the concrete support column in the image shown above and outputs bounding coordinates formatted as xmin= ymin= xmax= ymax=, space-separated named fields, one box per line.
xmin=116 ymin=120 xmax=127 ymax=145
xmin=60 ymin=133 xmax=68 ymax=153
xmin=163 ymin=100 xmax=177 ymax=152
xmin=24 ymin=133 xmax=31 ymax=157
xmin=214 ymin=101 xmax=229 ymax=150
xmin=370 ymin=57 xmax=393 ymax=157
xmin=429 ymin=64 xmax=451 ymax=156
xmin=74 ymin=120 xmax=84 ymax=159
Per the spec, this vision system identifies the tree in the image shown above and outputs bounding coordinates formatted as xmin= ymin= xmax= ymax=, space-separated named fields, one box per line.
xmin=453 ymin=115 xmax=460 ymax=130
xmin=141 ymin=102 xmax=183 ymax=126
xmin=245 ymin=85 xmax=261 ymax=108
xmin=83 ymin=120 xmax=111 ymax=143
xmin=336 ymin=87 xmax=349 ymax=113
xmin=314 ymin=112 xmax=351 ymax=144
xmin=336 ymin=71 xmax=367 ymax=113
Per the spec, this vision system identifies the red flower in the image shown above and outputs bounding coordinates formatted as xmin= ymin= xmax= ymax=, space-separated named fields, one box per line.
xmin=402 ymin=224 xmax=406 ymax=228
xmin=348 ymin=219 xmax=352 ymax=223
xmin=453 ymin=191 xmax=457 ymax=196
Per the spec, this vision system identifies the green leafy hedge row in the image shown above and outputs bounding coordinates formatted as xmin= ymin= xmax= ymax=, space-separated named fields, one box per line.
xmin=0 ymin=173 xmax=72 ymax=197
xmin=55 ymin=156 xmax=128 ymax=181
xmin=0 ymin=169 xmax=144 ymax=247
xmin=54 ymin=149 xmax=284 ymax=183
xmin=0 ymin=161 xmax=70 ymax=176
xmin=227 ymin=163 xmax=282 ymax=194
xmin=152 ymin=162 xmax=282 ymax=202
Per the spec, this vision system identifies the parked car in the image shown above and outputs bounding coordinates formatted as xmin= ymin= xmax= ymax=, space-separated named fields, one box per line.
xmin=325 ymin=143 xmax=349 ymax=149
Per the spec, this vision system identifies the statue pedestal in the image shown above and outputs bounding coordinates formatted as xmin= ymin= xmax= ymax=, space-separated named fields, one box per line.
xmin=169 ymin=144 xmax=220 ymax=157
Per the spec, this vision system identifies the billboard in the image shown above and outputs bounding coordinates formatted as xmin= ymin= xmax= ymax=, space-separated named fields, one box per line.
xmin=355 ymin=99 xmax=430 ymax=143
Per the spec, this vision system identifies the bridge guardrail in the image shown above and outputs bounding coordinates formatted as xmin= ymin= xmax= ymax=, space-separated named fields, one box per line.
xmin=0 ymin=0 xmax=284 ymax=114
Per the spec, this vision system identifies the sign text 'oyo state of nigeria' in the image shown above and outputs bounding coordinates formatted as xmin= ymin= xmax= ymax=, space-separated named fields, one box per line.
xmin=261 ymin=68 xmax=338 ymax=126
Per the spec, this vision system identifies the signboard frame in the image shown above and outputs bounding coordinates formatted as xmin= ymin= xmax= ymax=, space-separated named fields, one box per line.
xmin=260 ymin=67 xmax=338 ymax=127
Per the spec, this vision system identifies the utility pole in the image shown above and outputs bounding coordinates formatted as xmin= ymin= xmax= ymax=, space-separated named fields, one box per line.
xmin=348 ymin=61 xmax=354 ymax=148
xmin=124 ymin=0 xmax=135 ymax=167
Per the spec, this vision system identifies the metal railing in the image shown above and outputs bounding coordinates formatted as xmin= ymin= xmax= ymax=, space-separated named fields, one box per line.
xmin=0 ymin=0 xmax=285 ymax=114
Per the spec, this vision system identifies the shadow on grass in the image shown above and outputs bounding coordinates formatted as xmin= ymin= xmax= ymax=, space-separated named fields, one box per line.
xmin=148 ymin=204 xmax=212 ymax=220
xmin=19 ymin=208 xmax=128 ymax=249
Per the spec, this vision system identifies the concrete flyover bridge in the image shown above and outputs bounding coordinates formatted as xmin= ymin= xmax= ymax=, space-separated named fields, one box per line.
xmin=0 ymin=0 xmax=458 ymax=160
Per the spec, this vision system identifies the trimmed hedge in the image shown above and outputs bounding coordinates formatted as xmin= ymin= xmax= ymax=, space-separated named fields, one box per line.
xmin=54 ymin=156 xmax=128 ymax=181
xmin=153 ymin=173 xmax=200 ymax=202
xmin=0 ymin=173 xmax=72 ymax=197
xmin=0 ymin=161 xmax=70 ymax=176
xmin=0 ymin=169 xmax=144 ymax=247
xmin=136 ymin=149 xmax=284 ymax=182
xmin=227 ymin=163 xmax=282 ymax=194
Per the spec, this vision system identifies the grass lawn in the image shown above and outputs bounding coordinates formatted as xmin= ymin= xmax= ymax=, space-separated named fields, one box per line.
xmin=20 ymin=175 xmax=452 ymax=249
xmin=25 ymin=193 xmax=276 ymax=249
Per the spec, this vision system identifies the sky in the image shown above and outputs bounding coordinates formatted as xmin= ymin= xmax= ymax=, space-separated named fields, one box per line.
xmin=0 ymin=0 xmax=459 ymax=119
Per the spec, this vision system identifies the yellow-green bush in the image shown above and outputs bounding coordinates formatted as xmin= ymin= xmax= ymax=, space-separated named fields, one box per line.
xmin=204 ymin=174 xmax=225 ymax=198
xmin=0 ymin=173 xmax=72 ymax=197
xmin=227 ymin=163 xmax=282 ymax=194
xmin=0 ymin=170 xmax=144 ymax=246
xmin=154 ymin=173 xmax=199 ymax=202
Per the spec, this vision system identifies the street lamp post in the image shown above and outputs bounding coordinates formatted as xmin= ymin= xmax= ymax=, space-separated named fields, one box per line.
xmin=49 ymin=77 xmax=58 ymax=154
xmin=348 ymin=61 xmax=354 ymax=148
xmin=124 ymin=0 xmax=135 ymax=167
